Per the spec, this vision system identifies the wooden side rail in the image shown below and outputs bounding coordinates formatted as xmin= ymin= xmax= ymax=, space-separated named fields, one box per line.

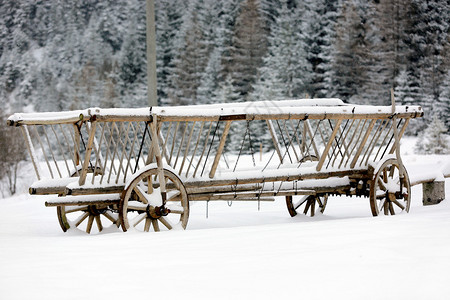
xmin=45 ymin=194 xmax=121 ymax=207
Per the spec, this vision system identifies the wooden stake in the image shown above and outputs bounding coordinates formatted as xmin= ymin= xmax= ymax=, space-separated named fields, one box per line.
xmin=350 ymin=119 xmax=376 ymax=169
xmin=79 ymin=121 xmax=97 ymax=186
xmin=20 ymin=126 xmax=42 ymax=180
xmin=209 ymin=120 xmax=231 ymax=179
xmin=316 ymin=119 xmax=342 ymax=171
xmin=266 ymin=120 xmax=283 ymax=163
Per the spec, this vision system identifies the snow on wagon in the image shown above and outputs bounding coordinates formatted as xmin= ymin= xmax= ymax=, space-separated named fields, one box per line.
xmin=7 ymin=98 xmax=423 ymax=233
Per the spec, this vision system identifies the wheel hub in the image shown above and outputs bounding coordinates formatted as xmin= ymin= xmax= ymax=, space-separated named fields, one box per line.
xmin=87 ymin=205 xmax=106 ymax=216
xmin=146 ymin=205 xmax=171 ymax=219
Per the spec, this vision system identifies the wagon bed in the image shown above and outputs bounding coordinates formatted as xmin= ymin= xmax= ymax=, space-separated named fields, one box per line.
xmin=8 ymin=98 xmax=423 ymax=233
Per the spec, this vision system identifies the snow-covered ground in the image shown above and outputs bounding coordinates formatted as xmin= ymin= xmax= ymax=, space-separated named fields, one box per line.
xmin=1 ymin=137 xmax=449 ymax=300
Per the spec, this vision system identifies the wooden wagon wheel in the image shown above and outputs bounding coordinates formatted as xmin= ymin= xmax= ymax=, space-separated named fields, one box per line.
xmin=57 ymin=204 xmax=120 ymax=234
xmin=370 ymin=158 xmax=411 ymax=216
xmin=286 ymin=155 xmax=326 ymax=217
xmin=120 ymin=167 xmax=189 ymax=232
xmin=286 ymin=194 xmax=328 ymax=217
xmin=56 ymin=167 xmax=120 ymax=234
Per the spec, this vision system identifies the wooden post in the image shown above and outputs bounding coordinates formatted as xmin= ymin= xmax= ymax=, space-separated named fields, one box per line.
xmin=150 ymin=118 xmax=166 ymax=199
xmin=79 ymin=122 xmax=97 ymax=186
xmin=423 ymin=181 xmax=445 ymax=205
xmin=146 ymin=0 xmax=158 ymax=107
xmin=390 ymin=88 xmax=405 ymax=177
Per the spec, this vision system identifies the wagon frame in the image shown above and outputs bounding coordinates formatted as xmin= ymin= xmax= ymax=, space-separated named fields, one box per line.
xmin=8 ymin=97 xmax=423 ymax=233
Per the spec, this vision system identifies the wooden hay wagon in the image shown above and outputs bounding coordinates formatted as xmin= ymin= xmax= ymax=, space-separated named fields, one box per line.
xmin=7 ymin=98 xmax=423 ymax=234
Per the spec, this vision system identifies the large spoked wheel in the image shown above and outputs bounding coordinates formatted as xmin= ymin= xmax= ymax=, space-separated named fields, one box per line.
xmin=57 ymin=204 xmax=120 ymax=234
xmin=370 ymin=158 xmax=411 ymax=216
xmin=286 ymin=194 xmax=328 ymax=217
xmin=56 ymin=166 xmax=120 ymax=234
xmin=120 ymin=167 xmax=189 ymax=232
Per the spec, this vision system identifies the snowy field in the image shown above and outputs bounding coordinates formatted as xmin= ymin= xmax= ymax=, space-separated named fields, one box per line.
xmin=1 ymin=138 xmax=449 ymax=300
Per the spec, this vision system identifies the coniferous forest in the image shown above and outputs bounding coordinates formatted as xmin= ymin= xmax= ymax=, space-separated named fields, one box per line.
xmin=0 ymin=0 xmax=449 ymax=135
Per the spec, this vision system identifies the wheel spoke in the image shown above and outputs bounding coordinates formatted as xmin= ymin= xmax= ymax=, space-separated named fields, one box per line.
xmin=133 ymin=213 xmax=147 ymax=227
xmin=389 ymin=165 xmax=396 ymax=178
xmin=144 ymin=217 xmax=151 ymax=232
xmin=388 ymin=202 xmax=395 ymax=215
xmin=320 ymin=195 xmax=328 ymax=213
xmin=75 ymin=212 xmax=89 ymax=227
xmin=86 ymin=215 xmax=94 ymax=234
xmin=127 ymin=203 xmax=148 ymax=211
xmin=167 ymin=190 xmax=181 ymax=202
xmin=377 ymin=178 xmax=387 ymax=191
xmin=378 ymin=199 xmax=386 ymax=212
xmin=316 ymin=198 xmax=323 ymax=209
xmin=310 ymin=199 xmax=315 ymax=217
xmin=383 ymin=201 xmax=389 ymax=215
xmin=103 ymin=211 xmax=118 ymax=225
xmin=95 ymin=215 xmax=103 ymax=232
xmin=303 ymin=199 xmax=311 ymax=215
xmin=159 ymin=216 xmax=173 ymax=230
xmin=391 ymin=198 xmax=405 ymax=210
xmin=152 ymin=219 xmax=160 ymax=232
xmin=134 ymin=186 xmax=149 ymax=204
xmin=166 ymin=204 xmax=184 ymax=214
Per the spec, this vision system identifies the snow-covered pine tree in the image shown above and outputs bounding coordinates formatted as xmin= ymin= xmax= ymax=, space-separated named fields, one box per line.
xmin=439 ymin=70 xmax=450 ymax=129
xmin=118 ymin=3 xmax=147 ymax=108
xmin=197 ymin=48 xmax=222 ymax=105
xmin=251 ymin=0 xmax=311 ymax=101
xmin=331 ymin=0 xmax=377 ymax=104
xmin=415 ymin=115 xmax=449 ymax=154
xmin=216 ymin=0 xmax=242 ymax=84
xmin=304 ymin=0 xmax=340 ymax=98
xmin=230 ymin=0 xmax=268 ymax=100
xmin=167 ymin=0 xmax=210 ymax=106
xmin=374 ymin=0 xmax=410 ymax=101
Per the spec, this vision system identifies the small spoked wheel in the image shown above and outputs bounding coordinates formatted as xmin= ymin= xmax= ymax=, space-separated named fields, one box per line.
xmin=286 ymin=194 xmax=328 ymax=217
xmin=120 ymin=167 xmax=189 ymax=232
xmin=370 ymin=158 xmax=411 ymax=216
xmin=57 ymin=204 xmax=120 ymax=234
xmin=56 ymin=167 xmax=119 ymax=234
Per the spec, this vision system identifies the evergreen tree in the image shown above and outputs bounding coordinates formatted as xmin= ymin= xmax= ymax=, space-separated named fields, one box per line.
xmin=438 ymin=70 xmax=450 ymax=128
xmin=374 ymin=0 xmax=410 ymax=97
xmin=304 ymin=0 xmax=340 ymax=98
xmin=168 ymin=1 xmax=209 ymax=105
xmin=197 ymin=48 xmax=222 ymax=105
xmin=230 ymin=0 xmax=268 ymax=99
xmin=156 ymin=0 xmax=186 ymax=105
xmin=332 ymin=0 xmax=377 ymax=103
xmin=415 ymin=115 xmax=449 ymax=154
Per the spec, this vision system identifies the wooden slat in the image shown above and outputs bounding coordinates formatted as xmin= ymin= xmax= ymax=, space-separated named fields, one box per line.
xmin=266 ymin=120 xmax=283 ymax=162
xmin=21 ymin=126 xmax=42 ymax=180
xmin=316 ymin=119 xmax=343 ymax=171
xmin=209 ymin=120 xmax=232 ymax=179
xmin=350 ymin=119 xmax=376 ymax=169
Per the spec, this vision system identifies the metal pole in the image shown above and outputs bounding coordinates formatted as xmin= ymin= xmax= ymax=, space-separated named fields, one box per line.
xmin=146 ymin=0 xmax=158 ymax=107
